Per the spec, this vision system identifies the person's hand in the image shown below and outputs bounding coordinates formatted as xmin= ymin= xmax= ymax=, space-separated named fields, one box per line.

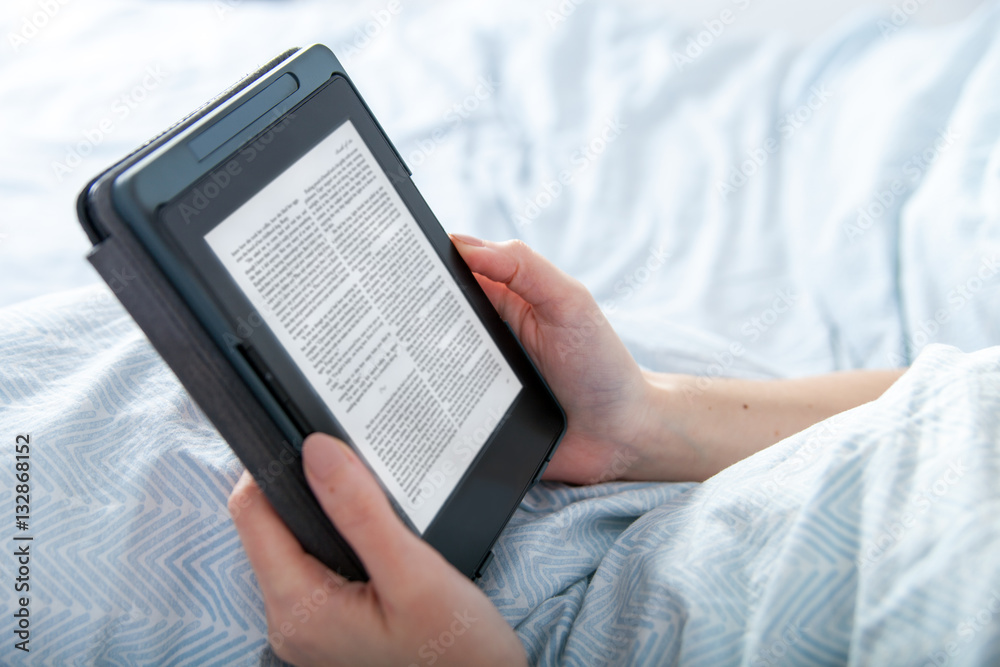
xmin=229 ymin=432 xmax=526 ymax=667
xmin=451 ymin=235 xmax=908 ymax=484
xmin=450 ymin=234 xmax=653 ymax=484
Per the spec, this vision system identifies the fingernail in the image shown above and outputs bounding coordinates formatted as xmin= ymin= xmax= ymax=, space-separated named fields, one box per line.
xmin=450 ymin=233 xmax=484 ymax=247
xmin=303 ymin=433 xmax=349 ymax=481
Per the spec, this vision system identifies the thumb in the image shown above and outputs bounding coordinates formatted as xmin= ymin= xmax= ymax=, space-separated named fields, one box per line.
xmin=302 ymin=433 xmax=431 ymax=587
xmin=450 ymin=235 xmax=588 ymax=321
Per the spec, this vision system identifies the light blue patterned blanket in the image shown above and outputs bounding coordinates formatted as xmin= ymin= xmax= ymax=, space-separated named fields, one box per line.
xmin=487 ymin=344 xmax=1000 ymax=665
xmin=1 ymin=0 xmax=999 ymax=664
xmin=2 ymin=289 xmax=999 ymax=665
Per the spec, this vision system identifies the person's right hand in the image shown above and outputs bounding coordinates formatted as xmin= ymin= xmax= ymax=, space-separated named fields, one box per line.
xmin=450 ymin=234 xmax=652 ymax=484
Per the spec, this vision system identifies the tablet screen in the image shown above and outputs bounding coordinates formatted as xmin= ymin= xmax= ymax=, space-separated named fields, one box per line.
xmin=204 ymin=119 xmax=521 ymax=533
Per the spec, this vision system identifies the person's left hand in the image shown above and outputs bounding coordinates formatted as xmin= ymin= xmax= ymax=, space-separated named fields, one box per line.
xmin=229 ymin=432 xmax=527 ymax=667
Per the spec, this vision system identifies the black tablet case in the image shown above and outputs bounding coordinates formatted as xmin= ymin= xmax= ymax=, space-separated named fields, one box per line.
xmin=76 ymin=48 xmax=369 ymax=581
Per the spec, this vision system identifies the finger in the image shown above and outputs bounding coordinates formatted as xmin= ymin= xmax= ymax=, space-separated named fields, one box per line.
xmin=451 ymin=235 xmax=584 ymax=314
xmin=301 ymin=433 xmax=431 ymax=589
xmin=470 ymin=272 xmax=532 ymax=332
xmin=230 ymin=471 xmax=339 ymax=602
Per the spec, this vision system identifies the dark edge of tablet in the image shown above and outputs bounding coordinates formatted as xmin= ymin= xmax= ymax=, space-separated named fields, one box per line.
xmin=76 ymin=47 xmax=369 ymax=581
xmin=474 ymin=325 xmax=567 ymax=580
xmin=77 ymin=48 xmax=302 ymax=245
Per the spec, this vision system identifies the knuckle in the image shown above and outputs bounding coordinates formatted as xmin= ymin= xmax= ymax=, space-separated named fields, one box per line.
xmin=228 ymin=471 xmax=258 ymax=515
xmin=507 ymin=238 xmax=531 ymax=255
xmin=227 ymin=487 xmax=248 ymax=519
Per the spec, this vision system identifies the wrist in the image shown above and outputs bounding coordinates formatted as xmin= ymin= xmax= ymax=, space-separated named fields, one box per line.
xmin=626 ymin=371 xmax=722 ymax=483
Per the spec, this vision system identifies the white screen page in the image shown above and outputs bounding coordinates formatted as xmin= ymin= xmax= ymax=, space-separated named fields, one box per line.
xmin=205 ymin=120 xmax=521 ymax=532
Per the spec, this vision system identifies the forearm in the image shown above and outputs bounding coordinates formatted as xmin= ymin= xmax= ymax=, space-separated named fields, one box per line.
xmin=630 ymin=368 xmax=907 ymax=482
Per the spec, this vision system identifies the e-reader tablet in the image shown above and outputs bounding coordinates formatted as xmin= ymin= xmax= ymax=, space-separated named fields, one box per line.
xmin=77 ymin=44 xmax=566 ymax=581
